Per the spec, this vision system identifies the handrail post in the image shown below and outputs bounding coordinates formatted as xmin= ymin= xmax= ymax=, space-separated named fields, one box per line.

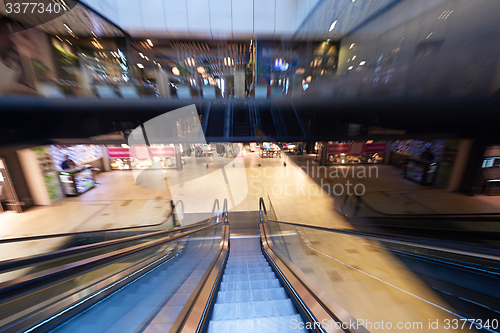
xmin=259 ymin=197 xmax=267 ymax=223
xmin=223 ymin=198 xmax=229 ymax=224
xmin=171 ymin=200 xmax=180 ymax=227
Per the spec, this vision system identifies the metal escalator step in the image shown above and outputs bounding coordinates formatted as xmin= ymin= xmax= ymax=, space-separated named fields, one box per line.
xmin=219 ymin=279 xmax=282 ymax=291
xmin=222 ymin=272 xmax=277 ymax=282
xmin=211 ymin=299 xmax=298 ymax=321
xmin=225 ymin=263 xmax=270 ymax=269
xmin=215 ymin=288 xmax=289 ymax=303
xmin=224 ymin=267 xmax=273 ymax=275
xmin=226 ymin=260 xmax=268 ymax=267
xmin=207 ymin=314 xmax=308 ymax=333
xmin=229 ymin=254 xmax=265 ymax=259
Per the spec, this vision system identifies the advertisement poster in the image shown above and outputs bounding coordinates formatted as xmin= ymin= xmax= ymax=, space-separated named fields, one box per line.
xmin=32 ymin=147 xmax=64 ymax=202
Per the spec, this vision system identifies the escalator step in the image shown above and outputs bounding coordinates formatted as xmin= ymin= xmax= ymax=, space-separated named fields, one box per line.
xmin=226 ymin=263 xmax=270 ymax=269
xmin=224 ymin=266 xmax=273 ymax=275
xmin=207 ymin=314 xmax=307 ymax=333
xmin=211 ymin=299 xmax=297 ymax=320
xmin=216 ymin=288 xmax=288 ymax=303
xmin=222 ymin=272 xmax=277 ymax=282
xmin=219 ymin=279 xmax=282 ymax=291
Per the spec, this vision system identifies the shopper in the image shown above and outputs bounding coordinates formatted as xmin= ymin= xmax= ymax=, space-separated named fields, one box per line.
xmin=61 ymin=155 xmax=76 ymax=170
xmin=420 ymin=148 xmax=435 ymax=161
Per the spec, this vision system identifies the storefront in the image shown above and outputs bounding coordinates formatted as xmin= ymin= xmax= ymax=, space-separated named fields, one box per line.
xmin=0 ymin=158 xmax=22 ymax=213
xmin=107 ymin=144 xmax=177 ymax=170
xmin=325 ymin=141 xmax=386 ymax=164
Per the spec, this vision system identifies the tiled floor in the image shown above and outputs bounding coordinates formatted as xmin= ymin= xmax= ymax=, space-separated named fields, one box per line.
xmin=290 ymin=154 xmax=500 ymax=215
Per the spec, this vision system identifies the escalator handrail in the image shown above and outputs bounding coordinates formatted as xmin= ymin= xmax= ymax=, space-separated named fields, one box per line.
xmin=170 ymin=198 xmax=229 ymax=332
xmin=0 ymin=199 xmax=181 ymax=245
xmin=0 ymin=212 xmax=225 ymax=300
xmin=259 ymin=197 xmax=500 ymax=261
xmin=0 ymin=199 xmax=222 ymax=274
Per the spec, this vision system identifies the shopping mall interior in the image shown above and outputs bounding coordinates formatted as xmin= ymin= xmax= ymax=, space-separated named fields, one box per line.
xmin=1 ymin=1 xmax=500 ymax=332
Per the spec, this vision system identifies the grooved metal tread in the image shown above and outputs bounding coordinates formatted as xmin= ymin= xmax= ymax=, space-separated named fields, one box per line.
xmin=207 ymin=238 xmax=307 ymax=333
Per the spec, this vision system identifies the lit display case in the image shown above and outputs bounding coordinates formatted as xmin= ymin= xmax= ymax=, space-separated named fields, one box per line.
xmin=59 ymin=168 xmax=95 ymax=196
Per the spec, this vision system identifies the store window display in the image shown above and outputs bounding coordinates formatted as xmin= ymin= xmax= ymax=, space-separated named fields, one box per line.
xmin=48 ymin=145 xmax=103 ymax=196
xmin=326 ymin=141 xmax=386 ymax=164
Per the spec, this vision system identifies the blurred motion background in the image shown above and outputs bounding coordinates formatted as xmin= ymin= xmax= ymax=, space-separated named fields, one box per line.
xmin=0 ymin=0 xmax=499 ymax=99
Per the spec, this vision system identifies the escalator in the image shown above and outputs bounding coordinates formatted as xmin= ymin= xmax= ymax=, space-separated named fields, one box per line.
xmin=205 ymin=102 xmax=226 ymax=137
xmin=232 ymin=103 xmax=252 ymax=137
xmin=2 ymin=198 xmax=499 ymax=332
xmin=274 ymin=104 xmax=306 ymax=140
xmin=256 ymin=103 xmax=277 ymax=138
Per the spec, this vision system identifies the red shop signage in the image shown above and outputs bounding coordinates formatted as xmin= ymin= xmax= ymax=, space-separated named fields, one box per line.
xmin=327 ymin=142 xmax=386 ymax=156
xmin=107 ymin=146 xmax=175 ymax=160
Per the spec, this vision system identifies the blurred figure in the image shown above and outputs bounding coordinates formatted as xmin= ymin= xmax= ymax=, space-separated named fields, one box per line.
xmin=420 ymin=148 xmax=435 ymax=161
xmin=61 ymin=155 xmax=76 ymax=170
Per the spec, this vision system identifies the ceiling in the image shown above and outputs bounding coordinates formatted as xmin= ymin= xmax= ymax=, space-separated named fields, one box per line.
xmin=0 ymin=0 xmax=124 ymax=37
xmin=80 ymin=0 xmax=400 ymax=40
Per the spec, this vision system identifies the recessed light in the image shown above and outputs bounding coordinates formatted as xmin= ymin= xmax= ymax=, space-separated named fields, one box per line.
xmin=329 ymin=20 xmax=337 ymax=31
xmin=137 ymin=64 xmax=144 ymax=68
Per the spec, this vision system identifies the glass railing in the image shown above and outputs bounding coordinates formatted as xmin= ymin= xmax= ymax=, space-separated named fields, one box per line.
xmin=339 ymin=194 xmax=500 ymax=246
xmin=0 ymin=222 xmax=224 ymax=333
xmin=0 ymin=199 xmax=177 ymax=262
xmin=261 ymin=197 xmax=500 ymax=333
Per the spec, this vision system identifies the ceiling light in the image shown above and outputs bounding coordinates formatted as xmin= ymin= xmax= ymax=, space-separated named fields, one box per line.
xmin=172 ymin=67 xmax=180 ymax=75
xmin=137 ymin=63 xmax=144 ymax=68
xmin=359 ymin=61 xmax=366 ymax=66
xmin=329 ymin=20 xmax=337 ymax=31
xmin=426 ymin=32 xmax=433 ymax=39
xmin=139 ymin=52 xmax=144 ymax=58
xmin=352 ymin=55 xmax=356 ymax=60
xmin=348 ymin=66 xmax=353 ymax=70
xmin=197 ymin=66 xmax=205 ymax=74
xmin=146 ymin=39 xmax=153 ymax=47
xmin=349 ymin=43 xmax=355 ymax=49
xmin=65 ymin=39 xmax=72 ymax=45
xmin=306 ymin=76 xmax=312 ymax=82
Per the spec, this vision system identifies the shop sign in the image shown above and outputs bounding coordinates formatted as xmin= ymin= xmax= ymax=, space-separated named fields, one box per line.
xmin=108 ymin=147 xmax=130 ymax=159
xmin=327 ymin=142 xmax=387 ymax=156
xmin=108 ymin=146 xmax=175 ymax=160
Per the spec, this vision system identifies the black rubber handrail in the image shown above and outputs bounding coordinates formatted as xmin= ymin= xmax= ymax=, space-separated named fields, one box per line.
xmin=0 ymin=199 xmax=182 ymax=245
xmin=0 ymin=199 xmax=221 ymax=274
